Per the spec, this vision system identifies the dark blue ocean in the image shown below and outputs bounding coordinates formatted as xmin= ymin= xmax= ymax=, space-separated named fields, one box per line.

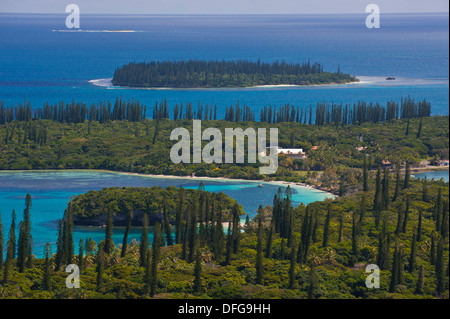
xmin=0 ymin=13 xmax=448 ymax=117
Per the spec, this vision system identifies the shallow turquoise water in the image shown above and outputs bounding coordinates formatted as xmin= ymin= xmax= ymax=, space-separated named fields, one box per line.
xmin=0 ymin=170 xmax=333 ymax=257
xmin=413 ymin=170 xmax=449 ymax=182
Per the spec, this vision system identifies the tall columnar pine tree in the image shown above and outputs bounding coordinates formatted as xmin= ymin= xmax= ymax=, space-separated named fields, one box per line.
xmin=322 ymin=204 xmax=332 ymax=247
xmin=265 ymin=219 xmax=274 ymax=259
xmin=435 ymin=238 xmax=445 ymax=297
xmin=17 ymin=193 xmax=32 ymax=272
xmin=415 ymin=264 xmax=425 ymax=295
xmin=389 ymin=240 xmax=403 ymax=293
xmin=140 ymin=213 xmax=150 ymax=267
xmin=104 ymin=208 xmax=114 ymax=255
xmin=416 ymin=210 xmax=423 ymax=242
xmin=96 ymin=244 xmax=105 ymax=291
xmin=231 ymin=203 xmax=241 ymax=254
xmin=42 ymin=243 xmax=52 ymax=291
xmin=434 ymin=188 xmax=442 ymax=231
xmin=8 ymin=210 xmax=16 ymax=259
xmin=150 ymin=222 xmax=162 ymax=297
xmin=121 ymin=209 xmax=133 ymax=258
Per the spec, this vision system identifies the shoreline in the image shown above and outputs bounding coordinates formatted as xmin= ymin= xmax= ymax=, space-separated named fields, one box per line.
xmin=0 ymin=168 xmax=336 ymax=197
xmin=90 ymin=78 xmax=360 ymax=90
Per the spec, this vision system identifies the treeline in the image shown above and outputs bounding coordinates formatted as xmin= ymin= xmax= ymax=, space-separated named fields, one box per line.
xmin=0 ymin=96 xmax=431 ymax=126
xmin=0 ymin=98 xmax=146 ymax=125
xmin=260 ymin=96 xmax=431 ymax=125
xmin=111 ymin=59 xmax=357 ymax=88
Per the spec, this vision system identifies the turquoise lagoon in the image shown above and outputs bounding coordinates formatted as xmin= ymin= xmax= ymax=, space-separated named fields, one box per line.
xmin=0 ymin=170 xmax=333 ymax=257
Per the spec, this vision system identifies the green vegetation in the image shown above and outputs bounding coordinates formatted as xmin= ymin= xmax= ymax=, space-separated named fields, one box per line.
xmin=111 ymin=59 xmax=357 ymax=88
xmin=69 ymin=185 xmax=240 ymax=226
xmin=0 ymin=115 xmax=447 ymax=192
xmin=0 ymin=102 xmax=448 ymax=299
xmin=0 ymin=166 xmax=448 ymax=299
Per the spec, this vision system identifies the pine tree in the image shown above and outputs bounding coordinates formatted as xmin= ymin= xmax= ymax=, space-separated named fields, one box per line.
xmin=96 ymin=244 xmax=105 ymax=291
xmin=265 ymin=219 xmax=274 ymax=259
xmin=54 ymin=219 xmax=64 ymax=271
xmin=8 ymin=210 xmax=16 ymax=259
xmin=42 ymin=243 xmax=52 ymax=291
xmin=140 ymin=213 xmax=150 ymax=267
xmin=63 ymin=204 xmax=74 ymax=265
xmin=121 ymin=209 xmax=133 ymax=258
xmin=389 ymin=240 xmax=403 ymax=293
xmin=435 ymin=238 xmax=445 ymax=296
xmin=104 ymin=209 xmax=114 ymax=255
xmin=322 ymin=204 xmax=332 ymax=247
xmin=150 ymin=222 xmax=162 ymax=297
xmin=416 ymin=210 xmax=423 ymax=242
xmin=415 ymin=264 xmax=424 ymax=295
xmin=17 ymin=193 xmax=32 ymax=272
xmin=416 ymin=117 xmax=423 ymax=138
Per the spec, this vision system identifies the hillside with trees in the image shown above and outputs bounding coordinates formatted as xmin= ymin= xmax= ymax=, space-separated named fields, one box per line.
xmin=0 ymin=166 xmax=448 ymax=299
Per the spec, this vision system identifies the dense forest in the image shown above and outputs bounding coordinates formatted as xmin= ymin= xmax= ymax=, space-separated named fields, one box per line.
xmin=111 ymin=59 xmax=358 ymax=88
xmin=0 ymin=164 xmax=448 ymax=299
xmin=0 ymin=113 xmax=447 ymax=187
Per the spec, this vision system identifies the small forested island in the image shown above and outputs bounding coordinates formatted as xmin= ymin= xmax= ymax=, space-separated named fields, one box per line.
xmin=111 ymin=59 xmax=358 ymax=88
xmin=70 ymin=186 xmax=240 ymax=226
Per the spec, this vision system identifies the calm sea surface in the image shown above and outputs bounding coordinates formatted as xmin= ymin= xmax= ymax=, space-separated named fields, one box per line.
xmin=0 ymin=13 xmax=448 ymax=117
